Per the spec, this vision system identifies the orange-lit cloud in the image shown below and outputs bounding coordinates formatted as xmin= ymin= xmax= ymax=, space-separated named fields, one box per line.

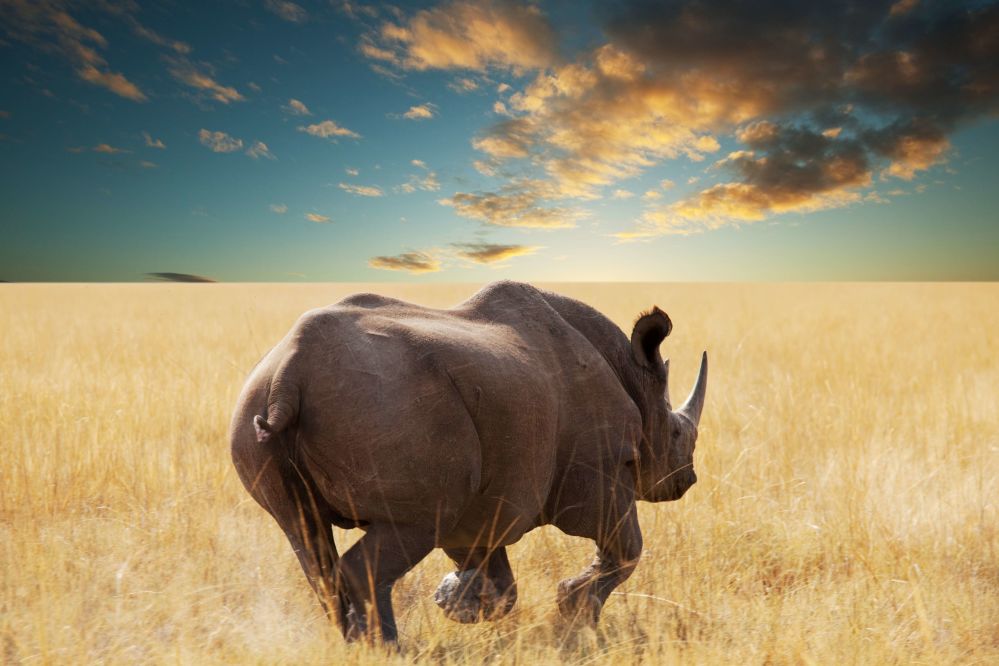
xmin=401 ymin=103 xmax=436 ymax=120
xmin=362 ymin=0 xmax=557 ymax=72
xmin=93 ymin=143 xmax=129 ymax=154
xmin=441 ymin=182 xmax=582 ymax=228
xmin=338 ymin=182 xmax=384 ymax=197
xmin=452 ymin=242 xmax=541 ymax=264
xmin=169 ymin=60 xmax=243 ymax=104
xmin=369 ymin=251 xmax=441 ymax=273
xmin=298 ymin=119 xmax=361 ymax=140
xmin=282 ymin=98 xmax=311 ymax=115
xmin=266 ymin=0 xmax=308 ymax=23
xmin=305 ymin=212 xmax=331 ymax=223
xmin=0 ymin=5 xmax=148 ymax=101
xmin=198 ymin=129 xmax=243 ymax=153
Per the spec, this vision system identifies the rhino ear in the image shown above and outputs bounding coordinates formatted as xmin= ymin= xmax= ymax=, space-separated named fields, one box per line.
xmin=631 ymin=306 xmax=672 ymax=376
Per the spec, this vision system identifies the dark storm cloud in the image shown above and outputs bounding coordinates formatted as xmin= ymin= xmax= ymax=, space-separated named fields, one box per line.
xmin=145 ymin=272 xmax=217 ymax=283
xmin=601 ymin=0 xmax=999 ymax=236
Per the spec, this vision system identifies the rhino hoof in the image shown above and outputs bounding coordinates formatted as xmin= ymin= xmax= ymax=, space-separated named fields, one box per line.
xmin=434 ymin=571 xmax=514 ymax=623
xmin=556 ymin=579 xmax=602 ymax=624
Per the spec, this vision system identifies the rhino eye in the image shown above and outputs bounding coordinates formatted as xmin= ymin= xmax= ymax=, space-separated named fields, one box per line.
xmin=672 ymin=427 xmax=680 ymax=438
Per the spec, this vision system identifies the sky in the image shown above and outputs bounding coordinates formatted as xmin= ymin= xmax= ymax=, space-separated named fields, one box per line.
xmin=0 ymin=0 xmax=997 ymax=282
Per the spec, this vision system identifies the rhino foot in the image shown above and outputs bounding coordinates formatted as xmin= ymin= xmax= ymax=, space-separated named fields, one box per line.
xmin=556 ymin=578 xmax=602 ymax=624
xmin=434 ymin=570 xmax=516 ymax=623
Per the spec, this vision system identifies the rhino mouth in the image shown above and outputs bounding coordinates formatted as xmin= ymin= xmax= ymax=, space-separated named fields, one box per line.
xmin=648 ymin=467 xmax=696 ymax=501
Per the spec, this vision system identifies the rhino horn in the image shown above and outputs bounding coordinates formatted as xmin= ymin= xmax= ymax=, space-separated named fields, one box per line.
xmin=676 ymin=351 xmax=707 ymax=427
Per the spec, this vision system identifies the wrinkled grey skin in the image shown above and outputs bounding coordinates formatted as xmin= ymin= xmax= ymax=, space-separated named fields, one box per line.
xmin=230 ymin=281 xmax=706 ymax=644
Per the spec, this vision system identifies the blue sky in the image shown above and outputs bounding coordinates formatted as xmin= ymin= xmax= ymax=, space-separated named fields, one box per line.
xmin=1 ymin=0 xmax=997 ymax=281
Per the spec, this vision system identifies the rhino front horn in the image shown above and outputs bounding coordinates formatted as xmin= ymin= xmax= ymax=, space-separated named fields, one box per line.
xmin=677 ymin=351 xmax=708 ymax=427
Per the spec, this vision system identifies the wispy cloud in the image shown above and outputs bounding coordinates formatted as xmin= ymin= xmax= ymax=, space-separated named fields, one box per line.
xmin=449 ymin=77 xmax=480 ymax=93
xmin=270 ymin=203 xmax=288 ymax=214
xmin=139 ymin=160 xmax=158 ymax=168
xmin=198 ymin=129 xmax=274 ymax=159
xmin=441 ymin=181 xmax=581 ymax=228
xmin=305 ymin=212 xmax=331 ymax=223
xmin=282 ymin=98 xmax=311 ymax=115
xmin=198 ymin=129 xmax=243 ymax=153
xmin=368 ymin=251 xmax=441 ymax=274
xmin=298 ymin=119 xmax=361 ymax=140
xmin=451 ymin=242 xmax=541 ymax=264
xmin=0 ymin=4 xmax=148 ymax=101
xmin=168 ymin=60 xmax=244 ymax=104
xmin=142 ymin=132 xmax=166 ymax=149
xmin=245 ymin=140 xmax=276 ymax=160
xmin=266 ymin=0 xmax=308 ymax=23
xmin=361 ymin=0 xmax=557 ymax=73
xmin=401 ymin=103 xmax=436 ymax=120
xmin=338 ymin=182 xmax=384 ymax=197
xmin=92 ymin=143 xmax=130 ymax=154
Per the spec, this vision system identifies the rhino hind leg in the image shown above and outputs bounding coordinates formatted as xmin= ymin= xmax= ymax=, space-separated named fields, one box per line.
xmin=435 ymin=547 xmax=517 ymax=623
xmin=337 ymin=523 xmax=436 ymax=643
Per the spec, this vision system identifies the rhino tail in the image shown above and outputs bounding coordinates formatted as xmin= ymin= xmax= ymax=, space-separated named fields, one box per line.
xmin=253 ymin=373 xmax=300 ymax=444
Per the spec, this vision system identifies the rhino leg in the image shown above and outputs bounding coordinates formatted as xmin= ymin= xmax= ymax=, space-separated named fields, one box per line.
xmin=435 ymin=547 xmax=517 ymax=623
xmin=231 ymin=428 xmax=354 ymax=638
xmin=557 ymin=504 xmax=642 ymax=625
xmin=336 ymin=523 xmax=435 ymax=644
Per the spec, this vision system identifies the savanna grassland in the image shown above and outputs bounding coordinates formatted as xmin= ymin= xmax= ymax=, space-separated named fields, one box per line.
xmin=1 ymin=282 xmax=997 ymax=665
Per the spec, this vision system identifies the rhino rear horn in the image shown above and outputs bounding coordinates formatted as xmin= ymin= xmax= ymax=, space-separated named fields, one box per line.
xmin=676 ymin=351 xmax=708 ymax=427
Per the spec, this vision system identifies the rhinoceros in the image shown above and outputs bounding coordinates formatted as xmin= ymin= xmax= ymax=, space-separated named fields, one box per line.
xmin=230 ymin=280 xmax=706 ymax=643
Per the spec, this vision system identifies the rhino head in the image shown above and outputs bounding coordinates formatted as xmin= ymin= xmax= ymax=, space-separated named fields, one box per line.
xmin=629 ymin=307 xmax=707 ymax=502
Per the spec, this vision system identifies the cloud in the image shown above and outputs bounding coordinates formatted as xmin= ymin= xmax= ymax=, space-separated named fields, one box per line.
xmin=451 ymin=242 xmax=541 ymax=264
xmin=198 ymin=129 xmax=243 ymax=153
xmin=611 ymin=189 xmax=635 ymax=199
xmin=139 ymin=160 xmax=157 ymax=168
xmin=77 ymin=65 xmax=147 ymax=101
xmin=168 ymin=60 xmax=244 ymax=104
xmin=93 ymin=143 xmax=129 ymax=154
xmin=466 ymin=0 xmax=997 ymax=237
xmin=282 ymin=98 xmax=312 ymax=115
xmin=346 ymin=167 xmax=360 ymax=176
xmin=449 ymin=77 xmax=480 ymax=93
xmin=245 ymin=140 xmax=276 ymax=160
xmin=270 ymin=203 xmax=288 ymax=214
xmin=368 ymin=251 xmax=442 ymax=274
xmin=305 ymin=212 xmax=331 ymax=223
xmin=401 ymin=103 xmax=436 ymax=120
xmin=340 ymin=1 xmax=379 ymax=19
xmin=142 ymin=132 xmax=166 ymax=149
xmin=361 ymin=0 xmax=558 ymax=72
xmin=338 ymin=182 xmax=384 ymax=197
xmin=145 ymin=272 xmax=216 ymax=283
xmin=441 ymin=182 xmax=582 ymax=228
xmin=267 ymin=0 xmax=308 ymax=23
xmin=620 ymin=123 xmax=872 ymax=237
xmin=0 ymin=5 xmax=148 ymax=101
xmin=298 ymin=119 xmax=361 ymax=140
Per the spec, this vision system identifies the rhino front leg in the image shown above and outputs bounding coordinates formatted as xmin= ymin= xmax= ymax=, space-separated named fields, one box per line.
xmin=435 ymin=547 xmax=517 ymax=623
xmin=557 ymin=505 xmax=643 ymax=625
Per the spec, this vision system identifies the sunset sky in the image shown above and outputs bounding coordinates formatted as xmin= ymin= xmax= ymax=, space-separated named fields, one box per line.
xmin=1 ymin=0 xmax=997 ymax=282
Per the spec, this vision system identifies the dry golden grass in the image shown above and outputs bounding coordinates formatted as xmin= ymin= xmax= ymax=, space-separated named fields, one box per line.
xmin=1 ymin=282 xmax=997 ymax=664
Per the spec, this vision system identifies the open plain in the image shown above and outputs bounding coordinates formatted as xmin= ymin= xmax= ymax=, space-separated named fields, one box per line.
xmin=1 ymin=282 xmax=997 ymax=664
